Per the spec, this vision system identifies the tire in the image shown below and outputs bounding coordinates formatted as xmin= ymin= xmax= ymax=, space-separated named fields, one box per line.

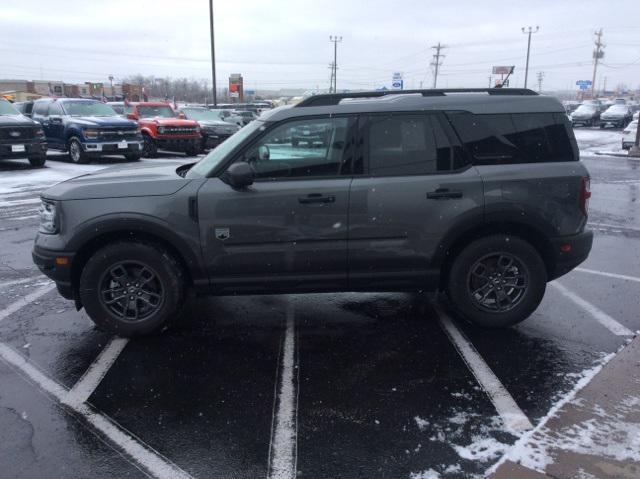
xmin=68 ymin=137 xmax=89 ymax=164
xmin=28 ymin=155 xmax=46 ymax=167
xmin=124 ymin=154 xmax=141 ymax=161
xmin=184 ymin=145 xmax=199 ymax=156
xmin=446 ymin=235 xmax=547 ymax=328
xmin=79 ymin=242 xmax=184 ymax=337
xmin=142 ymin=135 xmax=157 ymax=158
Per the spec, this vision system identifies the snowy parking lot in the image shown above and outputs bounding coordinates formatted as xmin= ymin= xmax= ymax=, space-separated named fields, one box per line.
xmin=0 ymin=129 xmax=639 ymax=478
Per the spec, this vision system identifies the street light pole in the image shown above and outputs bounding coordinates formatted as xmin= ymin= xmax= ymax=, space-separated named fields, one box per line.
xmin=521 ymin=26 xmax=539 ymax=89
xmin=209 ymin=0 xmax=217 ymax=106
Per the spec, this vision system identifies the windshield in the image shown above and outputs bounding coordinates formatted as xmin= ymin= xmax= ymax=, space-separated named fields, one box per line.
xmin=182 ymin=108 xmax=222 ymax=121
xmin=137 ymin=105 xmax=175 ymax=118
xmin=0 ymin=100 xmax=19 ymax=115
xmin=574 ymin=105 xmax=596 ymax=114
xmin=606 ymin=105 xmax=627 ymax=113
xmin=186 ymin=120 xmax=264 ymax=178
xmin=64 ymin=101 xmax=117 ymax=117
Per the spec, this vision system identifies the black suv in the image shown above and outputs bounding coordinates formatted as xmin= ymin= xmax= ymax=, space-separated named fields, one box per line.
xmin=33 ymin=89 xmax=592 ymax=336
xmin=0 ymin=99 xmax=47 ymax=167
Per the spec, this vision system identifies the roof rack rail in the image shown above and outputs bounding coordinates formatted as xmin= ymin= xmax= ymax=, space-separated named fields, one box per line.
xmin=296 ymin=88 xmax=538 ymax=107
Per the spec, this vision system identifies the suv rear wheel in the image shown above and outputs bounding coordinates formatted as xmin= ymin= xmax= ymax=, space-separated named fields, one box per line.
xmin=79 ymin=242 xmax=184 ymax=336
xmin=446 ymin=235 xmax=546 ymax=328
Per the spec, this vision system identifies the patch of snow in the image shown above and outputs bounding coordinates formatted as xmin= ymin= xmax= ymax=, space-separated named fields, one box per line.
xmin=414 ymin=416 xmax=430 ymax=430
xmin=409 ymin=469 xmax=441 ymax=479
xmin=452 ymin=436 xmax=509 ymax=462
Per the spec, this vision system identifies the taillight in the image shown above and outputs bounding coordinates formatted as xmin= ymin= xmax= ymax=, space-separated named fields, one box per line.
xmin=580 ymin=176 xmax=591 ymax=216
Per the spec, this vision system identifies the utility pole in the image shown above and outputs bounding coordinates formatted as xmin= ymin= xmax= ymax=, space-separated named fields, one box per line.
xmin=329 ymin=36 xmax=342 ymax=93
xmin=430 ymin=42 xmax=446 ymax=88
xmin=591 ymin=29 xmax=604 ymax=99
xmin=521 ymin=26 xmax=539 ymax=89
xmin=209 ymin=0 xmax=217 ymax=106
xmin=536 ymin=71 xmax=545 ymax=93
xmin=488 ymin=75 xmax=492 ymax=88
xmin=108 ymin=75 xmax=114 ymax=99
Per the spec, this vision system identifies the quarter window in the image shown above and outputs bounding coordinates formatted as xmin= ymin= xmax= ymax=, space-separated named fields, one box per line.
xmin=240 ymin=117 xmax=353 ymax=179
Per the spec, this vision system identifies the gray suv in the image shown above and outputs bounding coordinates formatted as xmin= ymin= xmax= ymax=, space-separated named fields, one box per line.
xmin=32 ymin=89 xmax=593 ymax=336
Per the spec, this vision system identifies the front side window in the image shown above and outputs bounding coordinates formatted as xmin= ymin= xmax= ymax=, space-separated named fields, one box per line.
xmin=0 ymin=100 xmax=19 ymax=116
xmin=238 ymin=117 xmax=353 ymax=180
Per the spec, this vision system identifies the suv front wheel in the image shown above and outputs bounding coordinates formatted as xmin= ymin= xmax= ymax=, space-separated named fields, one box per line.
xmin=79 ymin=242 xmax=184 ymax=336
xmin=68 ymin=137 xmax=89 ymax=164
xmin=447 ymin=235 xmax=546 ymax=328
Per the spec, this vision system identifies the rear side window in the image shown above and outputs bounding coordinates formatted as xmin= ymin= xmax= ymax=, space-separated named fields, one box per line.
xmin=366 ymin=114 xmax=463 ymax=176
xmin=447 ymin=112 xmax=576 ymax=164
xmin=32 ymin=102 xmax=49 ymax=117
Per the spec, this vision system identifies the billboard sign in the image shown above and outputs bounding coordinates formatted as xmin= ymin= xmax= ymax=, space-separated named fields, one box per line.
xmin=492 ymin=66 xmax=514 ymax=75
xmin=392 ymin=72 xmax=403 ymax=90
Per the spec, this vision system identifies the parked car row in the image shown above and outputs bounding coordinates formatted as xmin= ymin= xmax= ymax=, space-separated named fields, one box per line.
xmin=570 ymin=100 xmax=635 ymax=129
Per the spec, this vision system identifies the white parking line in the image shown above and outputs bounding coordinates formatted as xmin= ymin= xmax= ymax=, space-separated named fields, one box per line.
xmin=267 ymin=301 xmax=299 ymax=479
xmin=65 ymin=337 xmax=129 ymax=407
xmin=435 ymin=304 xmax=533 ymax=435
xmin=575 ymin=267 xmax=640 ymax=284
xmin=0 ymin=342 xmax=193 ymax=479
xmin=551 ymin=281 xmax=634 ymax=336
xmin=0 ymin=283 xmax=55 ymax=323
xmin=0 ymin=276 xmax=47 ymax=290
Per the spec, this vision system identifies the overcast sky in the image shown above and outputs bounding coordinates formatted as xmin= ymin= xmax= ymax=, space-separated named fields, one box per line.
xmin=1 ymin=0 xmax=639 ymax=93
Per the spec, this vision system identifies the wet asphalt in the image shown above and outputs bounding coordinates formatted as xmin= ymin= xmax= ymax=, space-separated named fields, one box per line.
xmin=0 ymin=132 xmax=639 ymax=479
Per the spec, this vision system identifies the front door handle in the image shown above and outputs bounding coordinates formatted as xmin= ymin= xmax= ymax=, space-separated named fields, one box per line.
xmin=298 ymin=194 xmax=336 ymax=204
xmin=426 ymin=188 xmax=463 ymax=200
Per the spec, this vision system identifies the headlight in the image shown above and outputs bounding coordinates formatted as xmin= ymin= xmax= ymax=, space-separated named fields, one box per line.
xmin=84 ymin=128 xmax=99 ymax=139
xmin=158 ymin=126 xmax=166 ymax=134
xmin=38 ymin=199 xmax=58 ymax=234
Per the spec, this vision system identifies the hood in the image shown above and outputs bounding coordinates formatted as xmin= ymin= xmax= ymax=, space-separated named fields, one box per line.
xmin=0 ymin=114 xmax=38 ymax=126
xmin=197 ymin=119 xmax=232 ymax=127
xmin=42 ymin=162 xmax=192 ymax=201
xmin=140 ymin=118 xmax=198 ymax=127
xmin=67 ymin=116 xmax=138 ymax=128
xmin=601 ymin=111 xmax=626 ymax=119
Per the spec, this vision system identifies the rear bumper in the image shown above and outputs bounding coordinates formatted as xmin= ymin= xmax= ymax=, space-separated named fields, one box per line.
xmin=548 ymin=229 xmax=593 ymax=280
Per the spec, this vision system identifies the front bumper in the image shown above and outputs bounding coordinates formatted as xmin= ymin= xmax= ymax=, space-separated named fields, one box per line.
xmin=82 ymin=140 xmax=143 ymax=155
xmin=155 ymin=136 xmax=200 ymax=151
xmin=548 ymin=229 xmax=593 ymax=280
xmin=0 ymin=140 xmax=47 ymax=159
xmin=202 ymin=132 xmax=233 ymax=149
xmin=32 ymin=245 xmax=75 ymax=299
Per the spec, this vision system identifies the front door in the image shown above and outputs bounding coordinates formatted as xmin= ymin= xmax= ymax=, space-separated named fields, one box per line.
xmin=348 ymin=112 xmax=484 ymax=290
xmin=197 ymin=115 xmax=357 ymax=293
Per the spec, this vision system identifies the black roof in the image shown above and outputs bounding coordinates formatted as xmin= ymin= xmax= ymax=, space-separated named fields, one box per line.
xmin=262 ymin=88 xmax=565 ymax=123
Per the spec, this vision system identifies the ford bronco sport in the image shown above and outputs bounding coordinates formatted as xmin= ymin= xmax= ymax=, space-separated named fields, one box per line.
xmin=32 ymin=89 xmax=593 ymax=336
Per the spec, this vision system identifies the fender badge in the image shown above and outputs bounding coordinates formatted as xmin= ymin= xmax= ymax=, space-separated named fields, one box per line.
xmin=215 ymin=228 xmax=230 ymax=241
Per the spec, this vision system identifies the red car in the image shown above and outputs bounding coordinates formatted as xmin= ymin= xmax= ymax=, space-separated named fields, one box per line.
xmin=126 ymin=102 xmax=201 ymax=157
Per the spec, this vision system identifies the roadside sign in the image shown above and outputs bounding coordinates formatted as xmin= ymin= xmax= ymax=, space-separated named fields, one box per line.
xmin=392 ymin=72 xmax=403 ymax=90
xmin=492 ymin=66 xmax=514 ymax=75
xmin=576 ymin=80 xmax=592 ymax=87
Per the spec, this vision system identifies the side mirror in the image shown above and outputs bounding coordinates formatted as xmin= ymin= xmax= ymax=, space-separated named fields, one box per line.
xmin=50 ymin=116 xmax=63 ymax=124
xmin=126 ymin=113 xmax=138 ymax=120
xmin=223 ymin=162 xmax=254 ymax=189
xmin=178 ymin=112 xmax=186 ymax=119
xmin=258 ymin=144 xmax=270 ymax=161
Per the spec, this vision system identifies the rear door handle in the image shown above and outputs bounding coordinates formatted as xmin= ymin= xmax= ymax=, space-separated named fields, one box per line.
xmin=298 ymin=194 xmax=336 ymax=204
xmin=426 ymin=188 xmax=463 ymax=200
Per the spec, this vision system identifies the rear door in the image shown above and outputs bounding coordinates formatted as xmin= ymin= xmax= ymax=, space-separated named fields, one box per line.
xmin=197 ymin=115 xmax=357 ymax=293
xmin=348 ymin=112 xmax=484 ymax=290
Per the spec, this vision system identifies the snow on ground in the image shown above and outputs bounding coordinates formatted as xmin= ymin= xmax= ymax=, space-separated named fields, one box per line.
xmin=573 ymin=127 xmax=628 ymax=157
